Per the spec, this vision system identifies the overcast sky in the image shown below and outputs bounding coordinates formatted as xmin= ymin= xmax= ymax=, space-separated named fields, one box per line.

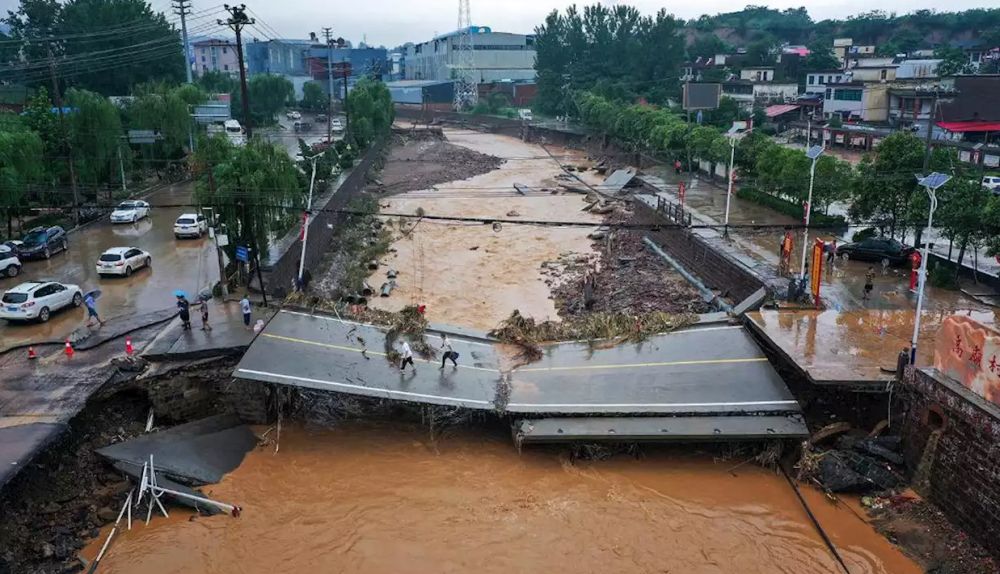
xmin=1 ymin=0 xmax=992 ymax=47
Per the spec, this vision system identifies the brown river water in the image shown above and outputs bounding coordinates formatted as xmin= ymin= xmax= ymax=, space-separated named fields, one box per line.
xmin=82 ymin=422 xmax=920 ymax=574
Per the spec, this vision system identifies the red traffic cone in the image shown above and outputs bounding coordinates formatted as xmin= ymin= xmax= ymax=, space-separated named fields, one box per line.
xmin=125 ymin=337 xmax=134 ymax=356
xmin=64 ymin=339 xmax=74 ymax=358
xmin=27 ymin=346 xmax=37 ymax=360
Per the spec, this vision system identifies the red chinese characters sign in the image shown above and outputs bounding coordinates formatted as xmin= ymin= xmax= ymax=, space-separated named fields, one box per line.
xmin=934 ymin=316 xmax=1000 ymax=406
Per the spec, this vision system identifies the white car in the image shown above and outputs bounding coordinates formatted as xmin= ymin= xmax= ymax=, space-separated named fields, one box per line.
xmin=0 ymin=244 xmax=21 ymax=278
xmin=110 ymin=200 xmax=151 ymax=224
xmin=330 ymin=118 xmax=344 ymax=133
xmin=97 ymin=247 xmax=151 ymax=277
xmin=174 ymin=213 xmax=208 ymax=238
xmin=0 ymin=281 xmax=82 ymax=323
xmin=983 ymin=176 xmax=1000 ymax=194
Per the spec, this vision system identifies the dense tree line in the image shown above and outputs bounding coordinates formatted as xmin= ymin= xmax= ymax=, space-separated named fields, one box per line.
xmin=533 ymin=4 xmax=685 ymax=116
xmin=574 ymin=92 xmax=1000 ymax=266
xmin=3 ymin=0 xmax=184 ymax=95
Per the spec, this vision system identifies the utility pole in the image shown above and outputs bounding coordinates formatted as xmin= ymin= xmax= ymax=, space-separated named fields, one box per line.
xmin=922 ymin=87 xmax=939 ymax=173
xmin=173 ymin=0 xmax=193 ymax=83
xmin=219 ymin=4 xmax=254 ymax=138
xmin=47 ymin=42 xmax=80 ymax=225
xmin=322 ymin=27 xmax=334 ymax=142
xmin=343 ymin=68 xmax=350 ymax=136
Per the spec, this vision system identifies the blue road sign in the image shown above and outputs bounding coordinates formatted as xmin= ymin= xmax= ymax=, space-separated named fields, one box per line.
xmin=235 ymin=245 xmax=250 ymax=263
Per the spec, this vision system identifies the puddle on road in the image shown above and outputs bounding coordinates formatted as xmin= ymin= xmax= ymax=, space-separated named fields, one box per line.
xmin=0 ymin=182 xmax=215 ymax=349
xmin=81 ymin=422 xmax=919 ymax=574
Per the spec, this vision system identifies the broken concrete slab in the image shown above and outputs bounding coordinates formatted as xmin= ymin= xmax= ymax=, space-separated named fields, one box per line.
xmin=515 ymin=414 xmax=809 ymax=443
xmin=96 ymin=414 xmax=256 ymax=486
xmin=601 ymin=168 xmax=637 ymax=194
xmin=732 ymin=287 xmax=768 ymax=317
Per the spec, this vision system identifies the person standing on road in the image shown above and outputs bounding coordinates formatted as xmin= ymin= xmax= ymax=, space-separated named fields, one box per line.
xmin=439 ymin=334 xmax=459 ymax=369
xmin=84 ymin=293 xmax=105 ymax=328
xmin=240 ymin=295 xmax=252 ymax=329
xmin=862 ymin=266 xmax=875 ymax=302
xmin=176 ymin=294 xmax=192 ymax=330
xmin=399 ymin=340 xmax=415 ymax=372
xmin=826 ymin=239 xmax=837 ymax=265
xmin=198 ymin=298 xmax=212 ymax=332
xmin=674 ymin=159 xmax=682 ymax=175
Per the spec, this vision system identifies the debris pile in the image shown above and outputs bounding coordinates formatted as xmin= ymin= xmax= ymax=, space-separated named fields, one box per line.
xmin=488 ymin=308 xmax=697 ymax=361
xmin=371 ymin=129 xmax=504 ymax=195
xmin=796 ymin=422 xmax=905 ymax=494
xmin=544 ymin=210 xmax=710 ymax=318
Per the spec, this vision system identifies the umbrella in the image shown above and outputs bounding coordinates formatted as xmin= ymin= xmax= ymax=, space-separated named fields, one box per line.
xmin=173 ymin=289 xmax=188 ymax=298
xmin=84 ymin=289 xmax=102 ymax=300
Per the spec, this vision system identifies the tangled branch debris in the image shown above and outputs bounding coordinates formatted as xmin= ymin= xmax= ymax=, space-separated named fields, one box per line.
xmin=488 ymin=309 xmax=697 ymax=361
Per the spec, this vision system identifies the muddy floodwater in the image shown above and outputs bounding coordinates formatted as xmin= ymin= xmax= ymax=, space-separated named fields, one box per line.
xmin=83 ymin=423 xmax=920 ymax=574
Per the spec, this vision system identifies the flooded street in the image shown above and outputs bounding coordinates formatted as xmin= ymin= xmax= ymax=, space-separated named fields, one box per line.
xmin=0 ymin=182 xmax=216 ymax=349
xmin=82 ymin=422 xmax=920 ymax=574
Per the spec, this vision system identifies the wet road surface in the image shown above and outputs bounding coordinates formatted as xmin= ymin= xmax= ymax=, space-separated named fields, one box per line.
xmin=81 ymin=422 xmax=921 ymax=574
xmin=0 ymin=182 xmax=217 ymax=349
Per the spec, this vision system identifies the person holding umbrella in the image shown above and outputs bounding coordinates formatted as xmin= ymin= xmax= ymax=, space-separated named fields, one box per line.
xmin=174 ymin=290 xmax=192 ymax=331
xmin=84 ymin=289 xmax=105 ymax=328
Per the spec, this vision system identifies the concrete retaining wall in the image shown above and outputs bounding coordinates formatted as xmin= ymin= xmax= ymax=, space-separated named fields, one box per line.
xmin=635 ymin=201 xmax=767 ymax=304
xmin=899 ymin=367 xmax=1000 ymax=562
xmin=259 ymin=133 xmax=389 ymax=297
xmin=394 ymin=107 xmax=525 ymax=138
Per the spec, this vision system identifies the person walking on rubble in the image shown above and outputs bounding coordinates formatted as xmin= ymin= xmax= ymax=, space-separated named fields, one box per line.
xmin=439 ymin=334 xmax=459 ymax=369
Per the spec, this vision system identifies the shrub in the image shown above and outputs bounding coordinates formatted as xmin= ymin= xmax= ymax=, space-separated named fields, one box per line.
xmin=852 ymin=227 xmax=878 ymax=242
xmin=929 ymin=262 xmax=959 ymax=290
xmin=736 ymin=185 xmax=848 ymax=228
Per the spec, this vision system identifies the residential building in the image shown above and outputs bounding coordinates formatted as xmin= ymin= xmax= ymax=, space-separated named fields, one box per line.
xmin=936 ymin=75 xmax=1000 ymax=143
xmin=403 ymin=26 xmax=536 ymax=84
xmin=896 ymin=59 xmax=942 ymax=79
xmin=193 ymin=39 xmax=240 ymax=77
xmin=739 ymin=67 xmax=774 ymax=82
xmin=950 ymin=39 xmax=988 ymax=71
xmin=804 ymin=70 xmax=848 ymax=95
xmin=246 ymin=38 xmax=315 ymax=76
xmin=822 ymin=82 xmax=888 ymax=122
xmin=887 ymin=79 xmax=953 ymax=130
xmin=849 ymin=60 xmax=897 ymax=82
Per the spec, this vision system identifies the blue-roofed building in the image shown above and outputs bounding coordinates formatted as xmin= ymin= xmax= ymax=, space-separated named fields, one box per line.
xmin=404 ymin=26 xmax=536 ymax=83
xmin=245 ymin=38 xmax=316 ymax=76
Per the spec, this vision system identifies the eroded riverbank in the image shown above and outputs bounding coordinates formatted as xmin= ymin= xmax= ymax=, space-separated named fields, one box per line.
xmin=81 ymin=422 xmax=920 ymax=574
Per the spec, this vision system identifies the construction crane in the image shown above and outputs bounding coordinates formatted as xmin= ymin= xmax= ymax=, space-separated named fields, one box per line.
xmin=453 ymin=0 xmax=478 ymax=110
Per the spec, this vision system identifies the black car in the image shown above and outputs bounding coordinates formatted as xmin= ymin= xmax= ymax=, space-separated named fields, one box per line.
xmin=19 ymin=226 xmax=68 ymax=260
xmin=836 ymin=237 xmax=915 ymax=265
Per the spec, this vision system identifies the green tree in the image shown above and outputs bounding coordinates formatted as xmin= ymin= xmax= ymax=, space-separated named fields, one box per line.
xmin=802 ymin=41 xmax=841 ymax=72
xmin=345 ymin=77 xmax=393 ymax=150
xmin=937 ymin=178 xmax=993 ymax=277
xmin=194 ymin=136 xmax=303 ymax=254
xmin=745 ymin=36 xmax=778 ymax=67
xmin=66 ymin=88 xmax=122 ymax=198
xmin=0 ymin=128 xmax=45 ymax=235
xmin=126 ymin=83 xmax=205 ymax=162
xmin=300 ymin=81 xmax=327 ymax=112
xmin=247 ymin=74 xmax=294 ymax=123
xmin=4 ymin=0 xmax=60 ymax=62
xmin=198 ymin=71 xmax=238 ymax=95
xmin=935 ymin=46 xmax=974 ymax=76
xmin=687 ymin=34 xmax=729 ymax=60
xmin=849 ymin=132 xmax=925 ymax=238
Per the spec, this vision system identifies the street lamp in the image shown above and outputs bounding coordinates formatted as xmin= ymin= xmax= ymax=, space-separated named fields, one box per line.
xmin=297 ymin=150 xmax=326 ymax=288
xmin=724 ymin=124 xmax=750 ymax=237
xmin=799 ymin=145 xmax=824 ymax=280
xmin=909 ymin=172 xmax=951 ymax=364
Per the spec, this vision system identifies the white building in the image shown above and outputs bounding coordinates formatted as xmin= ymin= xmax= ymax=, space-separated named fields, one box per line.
xmin=404 ymin=26 xmax=536 ymax=83
xmin=896 ymin=59 xmax=942 ymax=79
xmin=805 ymin=70 xmax=848 ymax=95
xmin=822 ymin=82 xmax=888 ymax=122
xmin=740 ymin=67 xmax=774 ymax=82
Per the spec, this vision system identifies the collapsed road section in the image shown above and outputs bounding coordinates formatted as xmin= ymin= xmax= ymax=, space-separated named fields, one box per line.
xmin=234 ymin=310 xmax=807 ymax=441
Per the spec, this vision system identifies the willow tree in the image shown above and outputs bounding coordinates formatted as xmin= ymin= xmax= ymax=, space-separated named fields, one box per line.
xmin=66 ymin=88 xmax=122 ymax=197
xmin=0 ymin=126 xmax=45 ymax=235
xmin=193 ymin=136 xmax=304 ymax=255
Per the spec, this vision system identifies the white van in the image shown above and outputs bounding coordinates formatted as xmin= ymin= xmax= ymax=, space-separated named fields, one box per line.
xmin=518 ymin=109 xmax=533 ymax=121
xmin=224 ymin=119 xmax=246 ymax=146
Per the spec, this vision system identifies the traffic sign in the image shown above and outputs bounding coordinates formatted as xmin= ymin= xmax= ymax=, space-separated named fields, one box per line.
xmin=235 ymin=245 xmax=250 ymax=263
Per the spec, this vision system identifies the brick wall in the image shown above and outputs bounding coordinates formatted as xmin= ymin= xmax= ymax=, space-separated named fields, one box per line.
xmin=260 ymin=132 xmax=390 ymax=296
xmin=899 ymin=366 xmax=1000 ymax=561
xmin=635 ymin=201 xmax=767 ymax=304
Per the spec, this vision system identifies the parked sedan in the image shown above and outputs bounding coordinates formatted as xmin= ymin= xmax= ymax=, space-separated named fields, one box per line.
xmin=110 ymin=200 xmax=151 ymax=224
xmin=0 ymin=244 xmax=21 ymax=278
xmin=19 ymin=226 xmax=68 ymax=260
xmin=836 ymin=237 xmax=916 ymax=265
xmin=173 ymin=213 xmax=208 ymax=238
xmin=96 ymin=247 xmax=151 ymax=277
xmin=0 ymin=280 xmax=82 ymax=323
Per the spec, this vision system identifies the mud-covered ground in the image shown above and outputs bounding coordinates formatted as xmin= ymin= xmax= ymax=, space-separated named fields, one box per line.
xmin=0 ymin=391 xmax=149 ymax=574
xmin=373 ymin=129 xmax=504 ymax=195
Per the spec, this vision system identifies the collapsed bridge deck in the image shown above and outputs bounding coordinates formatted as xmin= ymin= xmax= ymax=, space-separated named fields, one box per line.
xmin=234 ymin=311 xmax=807 ymax=440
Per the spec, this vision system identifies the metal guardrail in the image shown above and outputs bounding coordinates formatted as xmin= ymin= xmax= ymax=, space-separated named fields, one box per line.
xmin=654 ymin=195 xmax=693 ymax=227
